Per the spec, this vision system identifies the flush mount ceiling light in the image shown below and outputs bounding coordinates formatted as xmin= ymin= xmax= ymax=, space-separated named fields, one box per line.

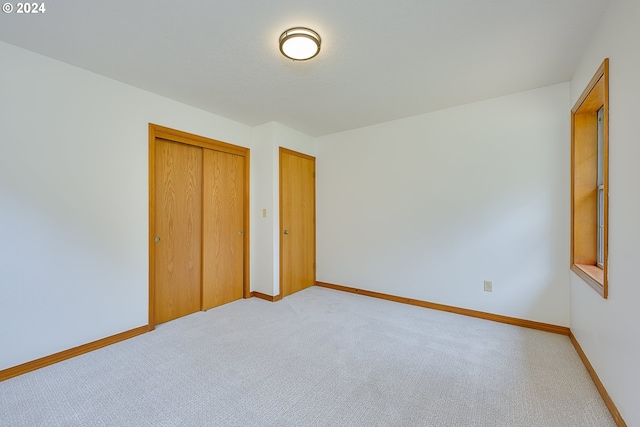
xmin=279 ymin=27 xmax=321 ymax=61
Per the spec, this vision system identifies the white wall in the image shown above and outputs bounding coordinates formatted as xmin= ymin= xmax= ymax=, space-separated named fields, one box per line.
xmin=316 ymin=83 xmax=571 ymax=326
xmin=569 ymin=0 xmax=640 ymax=424
xmin=250 ymin=123 xmax=276 ymax=295
xmin=0 ymin=42 xmax=256 ymax=370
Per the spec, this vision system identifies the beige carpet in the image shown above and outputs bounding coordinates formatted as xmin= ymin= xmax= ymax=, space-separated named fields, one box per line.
xmin=0 ymin=286 xmax=615 ymax=426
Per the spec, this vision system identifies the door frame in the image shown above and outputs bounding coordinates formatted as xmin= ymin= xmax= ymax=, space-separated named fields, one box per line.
xmin=149 ymin=124 xmax=250 ymax=330
xmin=279 ymin=147 xmax=316 ymax=298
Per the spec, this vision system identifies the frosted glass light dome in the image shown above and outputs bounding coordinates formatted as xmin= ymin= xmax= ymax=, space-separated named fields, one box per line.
xmin=279 ymin=27 xmax=321 ymax=61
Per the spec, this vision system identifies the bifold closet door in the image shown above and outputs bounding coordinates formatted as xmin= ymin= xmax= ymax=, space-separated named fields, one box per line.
xmin=154 ymin=138 xmax=202 ymax=324
xmin=202 ymin=149 xmax=245 ymax=310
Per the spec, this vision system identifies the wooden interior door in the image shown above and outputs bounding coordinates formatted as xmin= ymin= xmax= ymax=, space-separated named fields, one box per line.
xmin=202 ymin=149 xmax=245 ymax=310
xmin=154 ymin=138 xmax=202 ymax=324
xmin=280 ymin=148 xmax=316 ymax=297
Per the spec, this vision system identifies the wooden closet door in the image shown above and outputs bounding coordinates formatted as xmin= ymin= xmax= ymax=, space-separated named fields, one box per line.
xmin=154 ymin=138 xmax=202 ymax=324
xmin=280 ymin=148 xmax=316 ymax=297
xmin=202 ymin=149 xmax=245 ymax=309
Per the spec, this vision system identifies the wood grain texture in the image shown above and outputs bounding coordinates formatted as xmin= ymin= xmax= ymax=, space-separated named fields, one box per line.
xmin=152 ymin=125 xmax=248 ymax=156
xmin=148 ymin=124 xmax=157 ymax=329
xmin=0 ymin=326 xmax=148 ymax=382
xmin=154 ymin=138 xmax=203 ymax=324
xmin=243 ymin=151 xmax=251 ymax=299
xmin=316 ymin=282 xmax=570 ymax=335
xmin=149 ymin=124 xmax=251 ymax=329
xmin=601 ymin=58 xmax=609 ymax=299
xmin=570 ymin=59 xmax=608 ymax=298
xmin=572 ymin=59 xmax=608 ymax=114
xmin=202 ymin=150 xmax=244 ymax=310
xmin=571 ymin=264 xmax=605 ymax=297
xmin=569 ymin=332 xmax=627 ymax=427
xmin=280 ymin=148 xmax=316 ymax=297
xmin=250 ymin=291 xmax=282 ymax=302
xmin=572 ymin=112 xmax=598 ymax=265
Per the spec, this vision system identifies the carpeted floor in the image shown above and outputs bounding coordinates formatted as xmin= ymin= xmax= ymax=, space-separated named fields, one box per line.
xmin=0 ymin=286 xmax=615 ymax=426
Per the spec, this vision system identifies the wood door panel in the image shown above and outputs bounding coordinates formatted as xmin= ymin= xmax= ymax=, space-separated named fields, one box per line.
xmin=202 ymin=150 xmax=244 ymax=309
xmin=149 ymin=124 xmax=250 ymax=329
xmin=154 ymin=139 xmax=202 ymax=324
xmin=280 ymin=149 xmax=316 ymax=297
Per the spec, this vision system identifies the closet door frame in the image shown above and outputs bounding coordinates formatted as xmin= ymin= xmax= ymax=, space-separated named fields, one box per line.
xmin=148 ymin=123 xmax=250 ymax=330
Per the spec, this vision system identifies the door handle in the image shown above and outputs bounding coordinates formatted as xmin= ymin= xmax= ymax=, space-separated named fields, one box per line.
xmin=154 ymin=236 xmax=161 ymax=243
xmin=283 ymin=230 xmax=289 ymax=235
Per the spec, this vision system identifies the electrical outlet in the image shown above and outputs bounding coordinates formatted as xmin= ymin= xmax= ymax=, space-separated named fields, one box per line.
xmin=484 ymin=280 xmax=492 ymax=292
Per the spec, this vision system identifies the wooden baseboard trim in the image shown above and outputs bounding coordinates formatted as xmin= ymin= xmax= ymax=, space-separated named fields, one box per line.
xmin=569 ymin=332 xmax=627 ymax=427
xmin=0 ymin=325 xmax=149 ymax=383
xmin=315 ymin=281 xmax=570 ymax=335
xmin=251 ymin=291 xmax=282 ymax=302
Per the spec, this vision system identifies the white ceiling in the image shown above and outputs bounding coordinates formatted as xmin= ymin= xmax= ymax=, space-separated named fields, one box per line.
xmin=0 ymin=0 xmax=609 ymax=137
